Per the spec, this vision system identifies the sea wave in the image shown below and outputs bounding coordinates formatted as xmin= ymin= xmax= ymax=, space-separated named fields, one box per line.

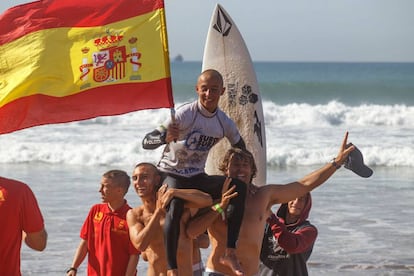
xmin=0 ymin=101 xmax=412 ymax=167
xmin=263 ymin=100 xmax=414 ymax=128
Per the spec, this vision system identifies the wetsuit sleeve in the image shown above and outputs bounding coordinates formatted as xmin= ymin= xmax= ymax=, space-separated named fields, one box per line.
xmin=268 ymin=214 xmax=318 ymax=254
xmin=232 ymin=137 xmax=246 ymax=150
xmin=142 ymin=126 xmax=167 ymax=149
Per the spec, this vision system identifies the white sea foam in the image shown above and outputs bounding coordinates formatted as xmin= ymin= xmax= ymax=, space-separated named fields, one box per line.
xmin=1 ymin=101 xmax=413 ymax=167
xmin=263 ymin=101 xmax=414 ymax=127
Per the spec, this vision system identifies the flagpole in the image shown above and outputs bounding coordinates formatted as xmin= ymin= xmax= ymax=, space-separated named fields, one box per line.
xmin=161 ymin=1 xmax=176 ymax=139
xmin=160 ymin=1 xmax=175 ymax=118
xmin=170 ymin=107 xmax=176 ymax=122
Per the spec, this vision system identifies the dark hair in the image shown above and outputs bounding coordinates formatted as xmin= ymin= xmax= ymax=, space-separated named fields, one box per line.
xmin=219 ymin=147 xmax=257 ymax=182
xmin=102 ymin=170 xmax=130 ymax=192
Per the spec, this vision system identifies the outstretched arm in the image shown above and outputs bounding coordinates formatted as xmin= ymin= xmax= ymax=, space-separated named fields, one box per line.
xmin=265 ymin=132 xmax=355 ymax=205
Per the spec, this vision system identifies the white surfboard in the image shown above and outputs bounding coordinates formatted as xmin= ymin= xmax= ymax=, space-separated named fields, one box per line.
xmin=203 ymin=4 xmax=267 ymax=186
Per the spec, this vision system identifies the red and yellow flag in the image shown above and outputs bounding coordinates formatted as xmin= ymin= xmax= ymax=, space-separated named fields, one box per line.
xmin=0 ymin=0 xmax=174 ymax=134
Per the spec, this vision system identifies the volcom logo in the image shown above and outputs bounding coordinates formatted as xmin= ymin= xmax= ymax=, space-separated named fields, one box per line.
xmin=213 ymin=6 xmax=232 ymax=36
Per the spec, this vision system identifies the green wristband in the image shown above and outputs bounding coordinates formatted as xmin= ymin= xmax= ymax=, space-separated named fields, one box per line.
xmin=214 ymin=203 xmax=223 ymax=214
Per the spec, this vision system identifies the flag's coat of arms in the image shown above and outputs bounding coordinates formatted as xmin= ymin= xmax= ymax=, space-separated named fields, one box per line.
xmin=79 ymin=32 xmax=142 ymax=87
xmin=92 ymin=45 xmax=128 ymax=82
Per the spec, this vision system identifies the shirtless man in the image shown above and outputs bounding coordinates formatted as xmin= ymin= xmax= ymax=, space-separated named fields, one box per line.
xmin=127 ymin=162 xmax=213 ymax=276
xmin=187 ymin=132 xmax=355 ymax=276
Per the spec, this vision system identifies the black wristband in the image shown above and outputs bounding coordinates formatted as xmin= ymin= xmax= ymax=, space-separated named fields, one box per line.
xmin=66 ymin=267 xmax=77 ymax=274
xmin=331 ymin=158 xmax=341 ymax=169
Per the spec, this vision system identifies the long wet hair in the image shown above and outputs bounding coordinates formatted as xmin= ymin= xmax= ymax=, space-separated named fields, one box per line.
xmin=219 ymin=147 xmax=257 ymax=183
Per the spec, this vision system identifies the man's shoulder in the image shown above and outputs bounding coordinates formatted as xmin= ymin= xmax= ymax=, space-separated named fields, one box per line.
xmin=254 ymin=184 xmax=276 ymax=196
xmin=129 ymin=205 xmax=150 ymax=220
xmin=129 ymin=205 xmax=144 ymax=214
xmin=249 ymin=185 xmax=281 ymax=208
xmin=216 ymin=107 xmax=231 ymax=119
xmin=175 ymin=101 xmax=198 ymax=123
xmin=0 ymin=177 xmax=29 ymax=190
xmin=297 ymin=220 xmax=317 ymax=231
xmin=176 ymin=101 xmax=196 ymax=112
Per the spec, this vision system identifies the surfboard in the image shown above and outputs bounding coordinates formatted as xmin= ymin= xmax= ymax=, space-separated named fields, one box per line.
xmin=203 ymin=4 xmax=267 ymax=186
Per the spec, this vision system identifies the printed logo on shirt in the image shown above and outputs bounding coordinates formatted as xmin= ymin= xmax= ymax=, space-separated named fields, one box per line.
xmin=170 ymin=167 xmax=201 ymax=175
xmin=185 ymin=130 xmax=219 ymax=152
xmin=118 ymin=219 xmax=126 ymax=229
xmin=94 ymin=211 xmax=103 ymax=222
xmin=112 ymin=219 xmax=128 ymax=235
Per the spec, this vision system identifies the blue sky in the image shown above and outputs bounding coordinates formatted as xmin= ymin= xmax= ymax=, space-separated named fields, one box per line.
xmin=2 ymin=0 xmax=413 ymax=62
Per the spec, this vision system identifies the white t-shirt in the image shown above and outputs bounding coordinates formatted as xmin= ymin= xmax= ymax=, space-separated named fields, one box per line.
xmin=157 ymin=100 xmax=241 ymax=177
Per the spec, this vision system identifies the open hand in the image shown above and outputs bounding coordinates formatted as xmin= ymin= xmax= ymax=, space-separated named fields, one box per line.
xmin=156 ymin=184 xmax=168 ymax=212
xmin=335 ymin=131 xmax=355 ymax=165
xmin=219 ymin=177 xmax=239 ymax=211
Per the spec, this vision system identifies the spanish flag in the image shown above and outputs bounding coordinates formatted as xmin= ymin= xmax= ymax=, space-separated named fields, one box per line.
xmin=0 ymin=0 xmax=174 ymax=134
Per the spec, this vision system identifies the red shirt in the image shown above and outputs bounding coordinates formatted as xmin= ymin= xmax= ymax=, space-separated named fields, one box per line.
xmin=81 ymin=201 xmax=139 ymax=276
xmin=0 ymin=177 xmax=45 ymax=276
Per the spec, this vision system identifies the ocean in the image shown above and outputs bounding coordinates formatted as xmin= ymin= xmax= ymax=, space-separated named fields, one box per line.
xmin=1 ymin=62 xmax=413 ymax=275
